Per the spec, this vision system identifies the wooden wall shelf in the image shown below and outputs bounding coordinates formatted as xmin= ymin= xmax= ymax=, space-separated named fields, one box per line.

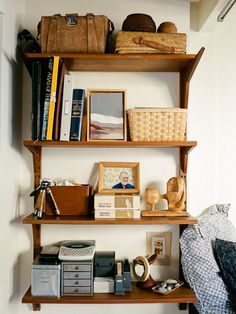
xmin=22 ymin=50 xmax=203 ymax=73
xmin=23 ymin=140 xmax=197 ymax=149
xmin=22 ymin=214 xmax=197 ymax=225
xmin=21 ymin=48 xmax=204 ymax=312
xmin=22 ymin=284 xmax=196 ymax=311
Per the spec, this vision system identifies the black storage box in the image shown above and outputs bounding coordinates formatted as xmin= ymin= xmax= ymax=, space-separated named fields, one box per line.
xmin=94 ymin=251 xmax=115 ymax=277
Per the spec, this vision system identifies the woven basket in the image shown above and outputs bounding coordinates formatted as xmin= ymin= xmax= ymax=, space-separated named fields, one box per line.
xmin=115 ymin=31 xmax=186 ymax=54
xmin=127 ymin=108 xmax=187 ymax=141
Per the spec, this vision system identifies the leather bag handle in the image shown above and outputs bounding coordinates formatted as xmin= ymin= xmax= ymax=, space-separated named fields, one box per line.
xmin=133 ymin=36 xmax=175 ymax=53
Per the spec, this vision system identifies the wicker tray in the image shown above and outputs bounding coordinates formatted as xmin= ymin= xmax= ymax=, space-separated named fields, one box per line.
xmin=127 ymin=108 xmax=187 ymax=141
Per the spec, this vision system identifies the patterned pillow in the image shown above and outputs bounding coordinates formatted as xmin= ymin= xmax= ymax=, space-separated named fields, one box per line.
xmin=214 ymin=238 xmax=236 ymax=309
xmin=180 ymin=204 xmax=236 ymax=314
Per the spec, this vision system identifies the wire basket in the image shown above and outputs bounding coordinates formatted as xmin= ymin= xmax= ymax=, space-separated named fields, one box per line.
xmin=127 ymin=108 xmax=187 ymax=141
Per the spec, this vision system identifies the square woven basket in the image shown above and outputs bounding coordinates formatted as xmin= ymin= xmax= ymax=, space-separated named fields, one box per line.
xmin=127 ymin=108 xmax=187 ymax=141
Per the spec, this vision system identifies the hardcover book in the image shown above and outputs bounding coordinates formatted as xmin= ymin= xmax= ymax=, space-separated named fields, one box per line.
xmin=41 ymin=56 xmax=54 ymax=140
xmin=94 ymin=208 xmax=141 ymax=219
xmin=46 ymin=56 xmax=61 ymax=140
xmin=70 ymin=89 xmax=85 ymax=141
xmin=31 ymin=60 xmax=47 ymax=140
xmin=94 ymin=193 xmax=140 ymax=209
xmin=53 ymin=61 xmax=68 ymax=141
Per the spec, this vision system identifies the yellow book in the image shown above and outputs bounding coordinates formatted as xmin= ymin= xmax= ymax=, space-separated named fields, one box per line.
xmin=46 ymin=56 xmax=60 ymax=140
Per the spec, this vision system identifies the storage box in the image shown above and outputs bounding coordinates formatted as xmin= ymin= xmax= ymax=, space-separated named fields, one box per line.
xmin=31 ymin=259 xmax=61 ymax=297
xmin=45 ymin=185 xmax=90 ymax=215
xmin=127 ymin=108 xmax=187 ymax=141
xmin=94 ymin=277 xmax=114 ymax=293
xmin=94 ymin=251 xmax=115 ymax=277
xmin=115 ymin=31 xmax=186 ymax=54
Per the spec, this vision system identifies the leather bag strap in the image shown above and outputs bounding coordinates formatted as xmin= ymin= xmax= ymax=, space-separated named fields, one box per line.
xmin=86 ymin=13 xmax=99 ymax=53
xmin=133 ymin=36 xmax=175 ymax=53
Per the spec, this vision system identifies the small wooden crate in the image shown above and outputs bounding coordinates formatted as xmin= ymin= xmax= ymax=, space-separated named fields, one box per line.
xmin=127 ymin=108 xmax=187 ymax=141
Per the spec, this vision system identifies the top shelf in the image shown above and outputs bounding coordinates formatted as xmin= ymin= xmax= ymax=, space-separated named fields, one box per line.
xmin=21 ymin=48 xmax=205 ymax=72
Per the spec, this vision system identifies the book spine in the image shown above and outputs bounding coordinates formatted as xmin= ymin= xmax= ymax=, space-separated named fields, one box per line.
xmin=41 ymin=56 xmax=53 ymax=140
xmin=69 ymin=89 xmax=85 ymax=141
xmin=46 ymin=56 xmax=60 ymax=140
xmin=31 ymin=61 xmax=41 ymax=141
xmin=53 ymin=61 xmax=68 ymax=141
xmin=59 ymin=74 xmax=73 ymax=141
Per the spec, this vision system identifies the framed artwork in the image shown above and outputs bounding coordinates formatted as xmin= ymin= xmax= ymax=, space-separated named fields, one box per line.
xmin=98 ymin=162 xmax=140 ymax=194
xmin=87 ymin=89 xmax=127 ymax=141
xmin=146 ymin=232 xmax=171 ymax=265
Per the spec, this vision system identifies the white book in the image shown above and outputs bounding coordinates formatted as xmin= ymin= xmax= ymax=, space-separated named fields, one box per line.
xmin=59 ymin=74 xmax=73 ymax=141
xmin=94 ymin=194 xmax=140 ymax=210
xmin=94 ymin=208 xmax=141 ymax=219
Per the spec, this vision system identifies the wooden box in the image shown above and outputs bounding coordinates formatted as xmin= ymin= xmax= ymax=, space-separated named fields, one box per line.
xmin=45 ymin=185 xmax=90 ymax=216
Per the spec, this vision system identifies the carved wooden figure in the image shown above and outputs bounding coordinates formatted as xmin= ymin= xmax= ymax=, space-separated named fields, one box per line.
xmin=141 ymin=187 xmax=161 ymax=217
xmin=162 ymin=177 xmax=186 ymax=212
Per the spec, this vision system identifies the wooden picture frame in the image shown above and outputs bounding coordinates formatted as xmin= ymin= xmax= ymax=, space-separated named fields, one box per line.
xmin=146 ymin=232 xmax=171 ymax=265
xmin=98 ymin=162 xmax=140 ymax=194
xmin=87 ymin=89 xmax=127 ymax=141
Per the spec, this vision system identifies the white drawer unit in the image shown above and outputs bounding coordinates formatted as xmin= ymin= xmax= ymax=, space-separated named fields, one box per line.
xmin=61 ymin=261 xmax=94 ymax=296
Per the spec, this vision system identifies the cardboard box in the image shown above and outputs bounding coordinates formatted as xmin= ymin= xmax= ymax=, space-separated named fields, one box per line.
xmin=45 ymin=185 xmax=90 ymax=215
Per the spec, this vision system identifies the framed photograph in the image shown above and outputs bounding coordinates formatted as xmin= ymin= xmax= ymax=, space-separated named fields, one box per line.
xmin=87 ymin=89 xmax=127 ymax=141
xmin=146 ymin=232 xmax=171 ymax=265
xmin=98 ymin=162 xmax=140 ymax=194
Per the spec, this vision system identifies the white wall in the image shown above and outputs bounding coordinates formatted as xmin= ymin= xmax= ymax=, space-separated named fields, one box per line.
xmin=0 ymin=1 xmax=25 ymax=314
xmin=1 ymin=0 xmax=235 ymax=314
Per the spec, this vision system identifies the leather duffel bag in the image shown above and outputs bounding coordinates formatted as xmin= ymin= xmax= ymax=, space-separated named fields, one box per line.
xmin=39 ymin=13 xmax=114 ymax=53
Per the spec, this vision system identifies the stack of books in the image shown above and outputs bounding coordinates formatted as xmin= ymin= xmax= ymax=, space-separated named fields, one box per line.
xmin=94 ymin=194 xmax=141 ymax=219
xmin=31 ymin=56 xmax=85 ymax=141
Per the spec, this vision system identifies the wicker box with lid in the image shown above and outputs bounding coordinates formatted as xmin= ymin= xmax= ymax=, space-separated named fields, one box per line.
xmin=127 ymin=108 xmax=187 ymax=141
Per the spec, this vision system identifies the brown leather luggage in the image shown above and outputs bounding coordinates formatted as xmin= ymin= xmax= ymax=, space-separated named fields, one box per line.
xmin=39 ymin=13 xmax=114 ymax=53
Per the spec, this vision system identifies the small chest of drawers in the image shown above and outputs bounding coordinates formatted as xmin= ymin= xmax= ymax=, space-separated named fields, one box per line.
xmin=61 ymin=261 xmax=94 ymax=296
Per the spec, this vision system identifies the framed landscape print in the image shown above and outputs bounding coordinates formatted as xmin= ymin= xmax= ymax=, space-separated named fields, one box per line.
xmin=87 ymin=89 xmax=127 ymax=141
xmin=98 ymin=161 xmax=140 ymax=194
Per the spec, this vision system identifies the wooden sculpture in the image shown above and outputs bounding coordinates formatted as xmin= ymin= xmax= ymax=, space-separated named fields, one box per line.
xmin=162 ymin=177 xmax=186 ymax=211
xmin=141 ymin=187 xmax=161 ymax=217
xmin=141 ymin=177 xmax=188 ymax=217
xmin=132 ymin=254 xmax=157 ymax=289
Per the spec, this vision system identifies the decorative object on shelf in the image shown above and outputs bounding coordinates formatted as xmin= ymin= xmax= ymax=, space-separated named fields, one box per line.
xmin=157 ymin=22 xmax=177 ymax=33
xmin=132 ymin=254 xmax=157 ymax=289
xmin=87 ymin=89 xmax=127 ymax=141
xmin=146 ymin=232 xmax=171 ymax=265
xmin=127 ymin=108 xmax=187 ymax=142
xmin=162 ymin=177 xmax=186 ymax=213
xmin=141 ymin=187 xmax=161 ymax=217
xmin=30 ymin=180 xmax=60 ymax=218
xmin=115 ymin=31 xmax=186 ymax=54
xmin=98 ymin=161 xmax=140 ymax=194
xmin=122 ymin=13 xmax=156 ymax=32
xmin=152 ymin=279 xmax=184 ymax=295
xmin=141 ymin=177 xmax=187 ymax=217
xmin=39 ymin=13 xmax=114 ymax=53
